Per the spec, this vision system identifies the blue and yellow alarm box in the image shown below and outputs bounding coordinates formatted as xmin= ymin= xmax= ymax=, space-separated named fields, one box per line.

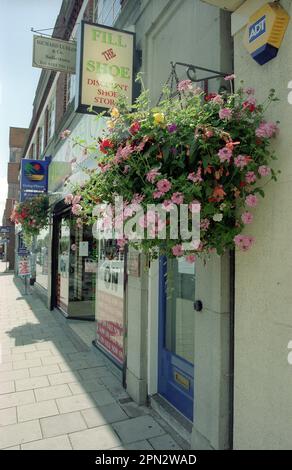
xmin=244 ymin=3 xmax=290 ymax=65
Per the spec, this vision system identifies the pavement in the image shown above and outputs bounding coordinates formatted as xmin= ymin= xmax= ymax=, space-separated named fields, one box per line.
xmin=0 ymin=262 xmax=184 ymax=450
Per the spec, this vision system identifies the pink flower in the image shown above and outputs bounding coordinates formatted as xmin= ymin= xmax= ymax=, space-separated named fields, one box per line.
xmin=124 ymin=205 xmax=136 ymax=218
xmin=211 ymin=94 xmax=224 ymax=106
xmin=200 ymin=218 xmax=210 ymax=231
xmin=60 ymin=129 xmax=71 ymax=139
xmin=64 ymin=194 xmax=74 ymax=205
xmin=243 ymin=87 xmax=255 ymax=95
xmin=258 ymin=165 xmax=271 ymax=177
xmin=117 ymin=238 xmax=127 ymax=249
xmin=244 ymin=96 xmax=256 ymax=106
xmin=224 ymin=74 xmax=236 ymax=81
xmin=138 ymin=215 xmax=147 ymax=228
xmin=234 ymin=234 xmax=255 ymax=251
xmin=241 ymin=212 xmax=254 ymax=224
xmin=72 ymin=195 xmax=81 ymax=205
xmin=171 ymin=192 xmax=184 ymax=204
xmin=162 ymin=200 xmax=175 ymax=211
xmin=177 ymin=80 xmax=193 ymax=92
xmin=185 ymin=255 xmax=196 ymax=264
xmin=153 ymin=191 xmax=163 ymax=199
xmin=245 ymin=171 xmax=256 ymax=184
xmin=188 ymin=168 xmax=203 ymax=183
xmin=99 ymin=163 xmax=111 ymax=173
xmin=71 ymin=244 xmax=77 ymax=251
xmin=234 ymin=155 xmax=251 ymax=169
xmin=205 ymin=130 xmax=214 ymax=138
xmin=132 ymin=194 xmax=144 ymax=204
xmin=123 ymin=165 xmax=130 ymax=174
xmin=245 ymin=194 xmax=258 ymax=207
xmin=219 ymin=108 xmax=232 ymax=120
xmin=189 ymin=201 xmax=201 ymax=214
xmin=256 ymin=121 xmax=279 ymax=138
xmin=218 ymin=147 xmax=232 ymax=163
xmin=157 ymin=179 xmax=172 ymax=194
xmin=172 ymin=244 xmax=184 ymax=257
xmin=71 ymin=203 xmax=82 ymax=215
xmin=76 ymin=218 xmax=83 ymax=229
xmin=146 ymin=168 xmax=161 ymax=183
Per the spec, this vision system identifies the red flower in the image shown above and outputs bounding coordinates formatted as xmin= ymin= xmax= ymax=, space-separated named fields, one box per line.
xmin=99 ymin=139 xmax=113 ymax=154
xmin=243 ymin=101 xmax=256 ymax=112
xmin=209 ymin=185 xmax=226 ymax=202
xmin=129 ymin=121 xmax=141 ymax=135
xmin=205 ymin=92 xmax=217 ymax=102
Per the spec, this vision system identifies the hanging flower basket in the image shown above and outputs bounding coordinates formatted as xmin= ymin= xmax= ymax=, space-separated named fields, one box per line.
xmin=66 ymin=76 xmax=279 ymax=262
xmin=11 ymin=194 xmax=50 ymax=246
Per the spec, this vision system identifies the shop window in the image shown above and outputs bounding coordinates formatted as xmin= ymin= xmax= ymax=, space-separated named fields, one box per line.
xmin=35 ymin=227 xmax=50 ymax=291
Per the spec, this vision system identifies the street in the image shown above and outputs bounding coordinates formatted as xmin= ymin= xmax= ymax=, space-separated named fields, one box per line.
xmin=0 ymin=262 xmax=183 ymax=450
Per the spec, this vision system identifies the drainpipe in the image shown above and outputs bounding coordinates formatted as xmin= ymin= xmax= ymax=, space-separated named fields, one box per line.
xmin=229 ymin=249 xmax=235 ymax=449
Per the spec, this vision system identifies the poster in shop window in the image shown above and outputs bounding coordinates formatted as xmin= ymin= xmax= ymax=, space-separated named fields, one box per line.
xmin=75 ymin=21 xmax=135 ymax=114
xmin=95 ymin=253 xmax=125 ymax=366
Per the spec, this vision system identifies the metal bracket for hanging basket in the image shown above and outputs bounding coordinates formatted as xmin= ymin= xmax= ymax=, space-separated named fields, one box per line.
xmin=158 ymin=62 xmax=234 ymax=103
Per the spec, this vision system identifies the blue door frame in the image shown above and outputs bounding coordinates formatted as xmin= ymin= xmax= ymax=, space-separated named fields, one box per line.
xmin=158 ymin=257 xmax=194 ymax=421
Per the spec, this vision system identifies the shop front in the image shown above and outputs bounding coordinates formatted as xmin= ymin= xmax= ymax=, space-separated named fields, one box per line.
xmin=94 ymin=239 xmax=127 ymax=381
xmin=158 ymin=257 xmax=195 ymax=422
xmin=51 ymin=202 xmax=96 ymax=320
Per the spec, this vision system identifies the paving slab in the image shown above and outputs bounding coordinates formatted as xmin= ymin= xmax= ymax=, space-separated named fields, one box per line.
xmin=17 ymin=399 xmax=59 ymax=422
xmin=22 ymin=435 xmax=72 ymax=450
xmin=113 ymin=415 xmax=165 ymax=444
xmin=40 ymin=411 xmax=87 ymax=438
xmin=69 ymin=424 xmax=121 ymax=450
xmin=0 ymin=420 xmax=42 ymax=449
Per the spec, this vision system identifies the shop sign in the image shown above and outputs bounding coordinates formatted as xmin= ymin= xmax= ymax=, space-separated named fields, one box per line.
xmin=0 ymin=226 xmax=11 ymax=234
xmin=21 ymin=159 xmax=50 ymax=192
xmin=127 ymin=251 xmax=140 ymax=278
xmin=33 ymin=35 xmax=77 ymax=74
xmin=244 ymin=3 xmax=289 ymax=65
xmin=75 ymin=21 xmax=135 ymax=113
xmin=20 ymin=190 xmax=45 ymax=202
xmin=18 ymin=256 xmax=31 ymax=276
xmin=79 ymin=241 xmax=89 ymax=257
xmin=96 ymin=254 xmax=125 ymax=366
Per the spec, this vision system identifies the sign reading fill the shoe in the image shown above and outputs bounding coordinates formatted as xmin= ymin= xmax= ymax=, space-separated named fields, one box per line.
xmin=76 ymin=21 xmax=135 ymax=113
xmin=33 ymin=35 xmax=77 ymax=74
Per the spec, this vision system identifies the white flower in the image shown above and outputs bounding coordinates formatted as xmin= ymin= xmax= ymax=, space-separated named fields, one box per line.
xmin=213 ymin=213 xmax=223 ymax=222
xmin=220 ymin=203 xmax=226 ymax=211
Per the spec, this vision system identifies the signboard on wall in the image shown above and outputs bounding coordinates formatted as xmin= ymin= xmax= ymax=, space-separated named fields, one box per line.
xmin=0 ymin=226 xmax=12 ymax=234
xmin=243 ymin=3 xmax=289 ymax=65
xmin=33 ymin=35 xmax=77 ymax=74
xmin=18 ymin=256 xmax=31 ymax=276
xmin=20 ymin=159 xmax=49 ymax=192
xmin=95 ymin=251 xmax=125 ymax=367
xmin=75 ymin=21 xmax=135 ymax=114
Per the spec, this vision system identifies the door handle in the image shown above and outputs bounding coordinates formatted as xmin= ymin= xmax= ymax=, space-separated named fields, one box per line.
xmin=193 ymin=300 xmax=203 ymax=312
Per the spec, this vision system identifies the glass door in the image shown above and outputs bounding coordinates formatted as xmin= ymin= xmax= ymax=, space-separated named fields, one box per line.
xmin=158 ymin=257 xmax=195 ymax=421
xmin=57 ymin=219 xmax=70 ymax=313
xmin=67 ymin=223 xmax=96 ymax=319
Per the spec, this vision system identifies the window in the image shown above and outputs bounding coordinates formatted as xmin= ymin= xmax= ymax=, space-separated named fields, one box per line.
xmin=46 ymin=95 xmax=56 ymax=142
xmin=94 ymin=0 xmax=122 ymax=26
xmin=39 ymin=126 xmax=45 ymax=156
xmin=65 ymin=74 xmax=76 ymax=110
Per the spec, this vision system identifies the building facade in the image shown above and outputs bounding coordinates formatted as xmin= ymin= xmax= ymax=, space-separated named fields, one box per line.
xmin=21 ymin=0 xmax=235 ymax=450
xmin=203 ymin=0 xmax=292 ymax=450
xmin=2 ymin=127 xmax=28 ymax=269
